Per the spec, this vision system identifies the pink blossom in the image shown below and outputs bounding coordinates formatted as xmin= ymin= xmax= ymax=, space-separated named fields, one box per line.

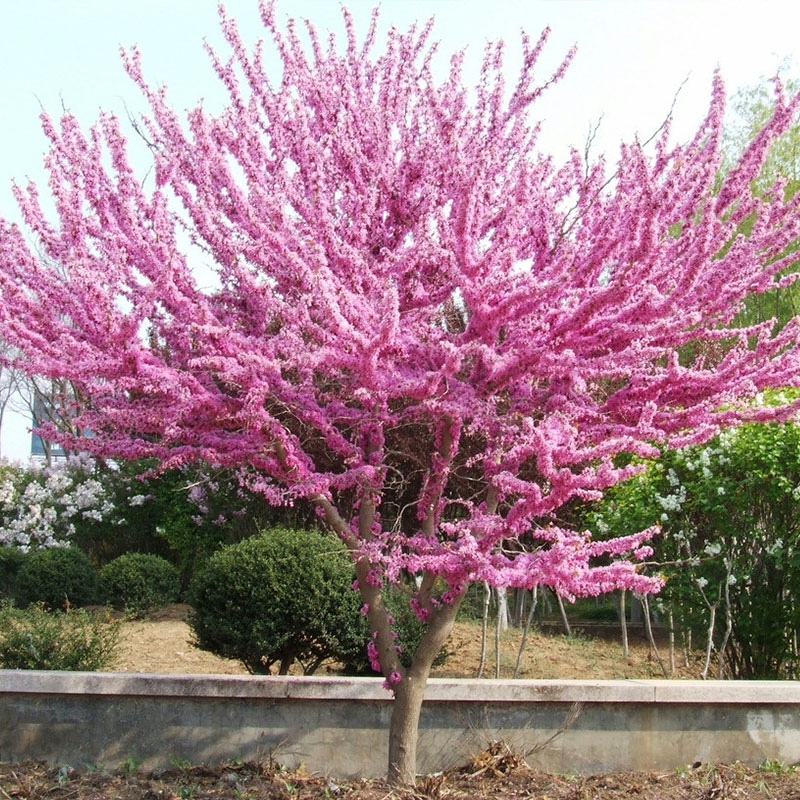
xmin=383 ymin=671 xmax=403 ymax=692
xmin=367 ymin=641 xmax=381 ymax=673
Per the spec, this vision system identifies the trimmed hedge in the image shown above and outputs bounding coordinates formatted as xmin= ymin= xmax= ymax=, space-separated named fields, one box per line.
xmin=99 ymin=553 xmax=180 ymax=617
xmin=0 ymin=547 xmax=25 ymax=599
xmin=189 ymin=527 xmax=448 ymax=676
xmin=14 ymin=547 xmax=98 ymax=610
xmin=188 ymin=528 xmax=366 ymax=675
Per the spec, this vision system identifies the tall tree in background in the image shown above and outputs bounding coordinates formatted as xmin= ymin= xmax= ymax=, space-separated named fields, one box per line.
xmin=726 ymin=68 xmax=800 ymax=191
xmin=0 ymin=340 xmax=20 ymax=458
xmin=725 ymin=70 xmax=800 ymax=329
xmin=3 ymin=3 xmax=800 ymax=784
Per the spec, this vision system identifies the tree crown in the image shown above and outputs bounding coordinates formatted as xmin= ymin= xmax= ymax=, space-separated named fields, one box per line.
xmin=2 ymin=4 xmax=800 ymax=602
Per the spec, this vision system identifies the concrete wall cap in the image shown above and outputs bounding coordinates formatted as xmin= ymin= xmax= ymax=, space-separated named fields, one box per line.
xmin=1 ymin=671 xmax=799 ymax=705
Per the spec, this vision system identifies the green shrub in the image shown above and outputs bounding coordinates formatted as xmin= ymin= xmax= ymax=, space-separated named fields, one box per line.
xmin=188 ymin=528 xmax=367 ymax=675
xmin=0 ymin=601 xmax=119 ymax=670
xmin=189 ymin=527 xmax=448 ymax=676
xmin=571 ymin=597 xmax=620 ymax=624
xmin=14 ymin=547 xmax=98 ymax=610
xmin=99 ymin=553 xmax=180 ymax=617
xmin=0 ymin=547 xmax=26 ymax=599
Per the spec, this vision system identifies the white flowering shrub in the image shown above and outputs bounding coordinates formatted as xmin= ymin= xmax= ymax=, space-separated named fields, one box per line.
xmin=585 ymin=417 xmax=800 ymax=679
xmin=0 ymin=455 xmax=114 ymax=550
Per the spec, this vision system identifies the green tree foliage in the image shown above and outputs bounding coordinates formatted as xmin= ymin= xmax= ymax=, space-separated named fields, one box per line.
xmin=65 ymin=460 xmax=175 ymax=567
xmin=587 ymin=413 xmax=800 ymax=678
xmin=725 ymin=72 xmax=800 ymax=330
xmin=0 ymin=546 xmax=24 ymax=598
xmin=64 ymin=460 xmax=241 ymax=572
xmin=73 ymin=460 xmax=317 ymax=585
xmin=151 ymin=465 xmax=317 ymax=584
xmin=725 ymin=69 xmax=800 ymax=192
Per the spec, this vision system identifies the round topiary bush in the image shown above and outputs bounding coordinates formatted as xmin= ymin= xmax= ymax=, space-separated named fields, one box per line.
xmin=99 ymin=553 xmax=180 ymax=617
xmin=188 ymin=527 xmax=366 ymax=675
xmin=14 ymin=546 xmax=98 ymax=610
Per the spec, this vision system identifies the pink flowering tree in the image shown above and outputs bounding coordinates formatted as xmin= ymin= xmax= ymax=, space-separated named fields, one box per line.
xmin=3 ymin=3 xmax=800 ymax=784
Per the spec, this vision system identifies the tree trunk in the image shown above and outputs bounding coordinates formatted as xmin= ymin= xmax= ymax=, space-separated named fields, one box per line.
xmin=477 ymin=581 xmax=490 ymax=678
xmin=556 ymin=592 xmax=571 ymax=636
xmin=513 ymin=587 xmax=525 ymax=627
xmin=641 ymin=593 xmax=668 ymax=678
xmin=387 ymin=674 xmax=426 ymax=786
xmin=701 ymin=602 xmax=717 ymax=680
xmin=386 ymin=594 xmax=463 ymax=786
xmin=717 ymin=574 xmax=733 ymax=679
xmin=630 ymin=593 xmax=643 ymax=625
xmin=513 ymin=586 xmax=538 ymax=679
xmin=496 ymin=586 xmax=509 ymax=631
xmin=619 ymin=589 xmax=629 ymax=659
xmin=495 ymin=599 xmax=501 ymax=678
xmin=668 ymin=609 xmax=675 ymax=676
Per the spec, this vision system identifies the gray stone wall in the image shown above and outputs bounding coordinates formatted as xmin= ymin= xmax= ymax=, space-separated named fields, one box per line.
xmin=1 ymin=672 xmax=799 ymax=777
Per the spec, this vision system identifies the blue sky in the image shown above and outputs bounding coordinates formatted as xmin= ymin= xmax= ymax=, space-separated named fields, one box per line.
xmin=0 ymin=0 xmax=798 ymax=460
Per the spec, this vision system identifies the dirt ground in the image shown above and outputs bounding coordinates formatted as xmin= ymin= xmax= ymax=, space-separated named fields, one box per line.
xmin=4 ymin=755 xmax=800 ymax=800
xmin=113 ymin=603 xmax=699 ymax=680
xmin=3 ymin=605 xmax=800 ymax=799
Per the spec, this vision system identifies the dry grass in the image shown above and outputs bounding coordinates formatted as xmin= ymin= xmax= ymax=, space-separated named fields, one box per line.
xmin=112 ymin=604 xmax=702 ymax=680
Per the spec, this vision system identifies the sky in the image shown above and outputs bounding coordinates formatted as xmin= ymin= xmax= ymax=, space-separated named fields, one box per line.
xmin=0 ymin=0 xmax=798 ymax=461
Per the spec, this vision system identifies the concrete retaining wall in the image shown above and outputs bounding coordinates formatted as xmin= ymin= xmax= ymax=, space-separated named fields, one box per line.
xmin=2 ymin=670 xmax=799 ymax=777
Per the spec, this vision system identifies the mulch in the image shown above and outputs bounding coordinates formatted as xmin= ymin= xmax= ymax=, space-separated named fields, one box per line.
xmin=3 ymin=744 xmax=800 ymax=800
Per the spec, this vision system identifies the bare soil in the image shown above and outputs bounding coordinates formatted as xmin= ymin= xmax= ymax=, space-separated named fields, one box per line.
xmin=3 ymin=605 xmax=800 ymax=799
xmin=4 ymin=756 xmax=800 ymax=800
xmin=112 ymin=603 xmax=700 ymax=680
